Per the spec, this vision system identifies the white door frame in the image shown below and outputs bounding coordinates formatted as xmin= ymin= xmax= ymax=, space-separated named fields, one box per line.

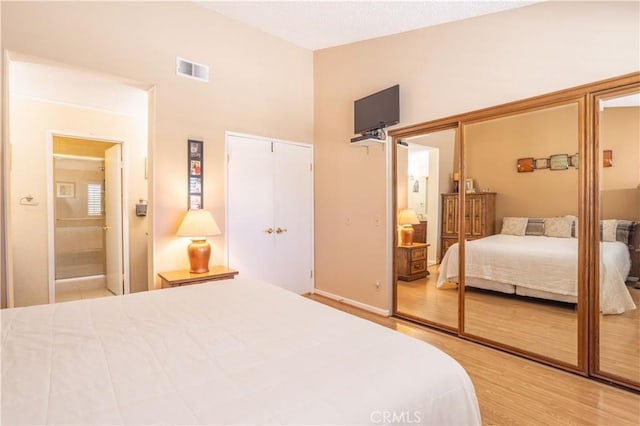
xmin=46 ymin=131 xmax=130 ymax=303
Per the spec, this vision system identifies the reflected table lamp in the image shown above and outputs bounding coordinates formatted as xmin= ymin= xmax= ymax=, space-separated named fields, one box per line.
xmin=398 ymin=208 xmax=420 ymax=246
xmin=177 ymin=209 xmax=221 ymax=273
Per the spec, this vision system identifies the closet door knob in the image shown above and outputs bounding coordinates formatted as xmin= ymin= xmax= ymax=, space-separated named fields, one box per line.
xmin=264 ymin=228 xmax=274 ymax=234
xmin=276 ymin=227 xmax=287 ymax=234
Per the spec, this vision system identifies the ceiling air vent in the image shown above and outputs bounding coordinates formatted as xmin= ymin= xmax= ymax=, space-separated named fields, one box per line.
xmin=176 ymin=57 xmax=209 ymax=83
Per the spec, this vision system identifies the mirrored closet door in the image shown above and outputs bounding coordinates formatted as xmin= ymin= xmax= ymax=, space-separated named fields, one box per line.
xmin=391 ymin=72 xmax=640 ymax=390
xmin=461 ymin=101 xmax=583 ymax=369
xmin=394 ymin=128 xmax=460 ymax=331
xmin=593 ymin=85 xmax=640 ymax=390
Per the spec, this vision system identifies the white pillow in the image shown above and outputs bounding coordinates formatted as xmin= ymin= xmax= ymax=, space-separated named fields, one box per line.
xmin=602 ymin=219 xmax=617 ymax=242
xmin=501 ymin=217 xmax=528 ymax=236
xmin=544 ymin=216 xmax=572 ymax=238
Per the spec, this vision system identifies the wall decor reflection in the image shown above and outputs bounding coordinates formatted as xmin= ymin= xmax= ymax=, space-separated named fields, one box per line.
xmin=535 ymin=158 xmax=550 ymax=169
xmin=569 ymin=153 xmax=578 ymax=168
xmin=549 ymin=154 xmax=569 ymax=170
xmin=603 ymin=149 xmax=613 ymax=167
xmin=188 ymin=139 xmax=203 ymax=209
xmin=516 ymin=153 xmax=589 ymax=172
xmin=517 ymin=157 xmax=534 ymax=173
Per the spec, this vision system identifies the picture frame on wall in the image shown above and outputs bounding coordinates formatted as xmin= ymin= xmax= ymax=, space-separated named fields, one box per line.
xmin=188 ymin=139 xmax=203 ymax=209
xmin=56 ymin=182 xmax=75 ymax=198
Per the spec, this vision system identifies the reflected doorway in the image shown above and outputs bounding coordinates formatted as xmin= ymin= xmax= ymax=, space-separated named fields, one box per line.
xmin=395 ymin=129 xmax=459 ymax=330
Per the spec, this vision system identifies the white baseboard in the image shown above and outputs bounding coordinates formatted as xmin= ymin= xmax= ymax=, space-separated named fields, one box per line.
xmin=312 ymin=288 xmax=391 ymax=317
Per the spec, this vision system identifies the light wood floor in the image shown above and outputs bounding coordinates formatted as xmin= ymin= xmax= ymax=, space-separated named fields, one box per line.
xmin=397 ymin=264 xmax=639 ymax=377
xmin=307 ymin=294 xmax=640 ymax=425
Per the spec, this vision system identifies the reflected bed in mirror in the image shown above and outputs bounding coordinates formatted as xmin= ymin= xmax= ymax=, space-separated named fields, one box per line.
xmin=439 ymin=219 xmax=637 ymax=315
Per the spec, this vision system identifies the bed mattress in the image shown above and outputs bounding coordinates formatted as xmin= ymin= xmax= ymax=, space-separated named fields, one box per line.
xmin=1 ymin=277 xmax=480 ymax=425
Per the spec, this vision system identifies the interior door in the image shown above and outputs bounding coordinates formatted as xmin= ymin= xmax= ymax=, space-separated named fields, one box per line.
xmin=273 ymin=142 xmax=313 ymax=294
xmin=227 ymin=135 xmax=275 ymax=282
xmin=104 ymin=144 xmax=123 ymax=295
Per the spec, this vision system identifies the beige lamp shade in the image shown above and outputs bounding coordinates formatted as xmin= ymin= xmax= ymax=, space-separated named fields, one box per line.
xmin=177 ymin=210 xmax=221 ymax=273
xmin=177 ymin=209 xmax=221 ymax=238
xmin=398 ymin=208 xmax=420 ymax=226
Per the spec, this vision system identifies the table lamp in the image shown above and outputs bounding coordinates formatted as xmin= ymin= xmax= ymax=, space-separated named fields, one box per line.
xmin=398 ymin=208 xmax=420 ymax=246
xmin=177 ymin=209 xmax=221 ymax=273
xmin=453 ymin=172 xmax=460 ymax=193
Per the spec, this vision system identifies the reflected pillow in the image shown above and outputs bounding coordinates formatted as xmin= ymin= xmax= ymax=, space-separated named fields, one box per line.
xmin=613 ymin=220 xmax=636 ymax=245
xmin=501 ymin=217 xmax=528 ymax=236
xmin=602 ymin=219 xmax=617 ymax=242
xmin=544 ymin=216 xmax=572 ymax=238
xmin=565 ymin=215 xmax=578 ymax=238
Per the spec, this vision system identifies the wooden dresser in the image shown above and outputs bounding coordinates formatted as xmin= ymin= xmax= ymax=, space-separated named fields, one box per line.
xmin=440 ymin=192 xmax=496 ymax=259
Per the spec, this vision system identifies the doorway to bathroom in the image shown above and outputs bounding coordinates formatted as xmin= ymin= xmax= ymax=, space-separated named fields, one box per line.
xmin=51 ymin=135 xmax=127 ymax=303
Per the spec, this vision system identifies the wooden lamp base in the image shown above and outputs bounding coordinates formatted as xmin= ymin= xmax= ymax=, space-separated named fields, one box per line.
xmin=187 ymin=238 xmax=211 ymax=273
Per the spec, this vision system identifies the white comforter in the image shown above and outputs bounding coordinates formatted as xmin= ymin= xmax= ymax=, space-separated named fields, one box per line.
xmin=437 ymin=234 xmax=635 ymax=315
xmin=1 ymin=277 xmax=481 ymax=425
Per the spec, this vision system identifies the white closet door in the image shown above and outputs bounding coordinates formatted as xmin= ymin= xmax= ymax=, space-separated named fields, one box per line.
xmin=227 ymin=134 xmax=314 ymax=294
xmin=273 ymin=142 xmax=313 ymax=294
xmin=227 ymin=135 xmax=275 ymax=282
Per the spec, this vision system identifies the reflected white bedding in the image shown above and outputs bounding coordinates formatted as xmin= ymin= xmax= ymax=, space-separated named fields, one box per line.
xmin=437 ymin=234 xmax=635 ymax=315
xmin=1 ymin=277 xmax=481 ymax=425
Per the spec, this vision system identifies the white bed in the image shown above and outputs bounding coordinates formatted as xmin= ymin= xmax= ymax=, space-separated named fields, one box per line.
xmin=1 ymin=277 xmax=481 ymax=425
xmin=437 ymin=234 xmax=636 ymax=315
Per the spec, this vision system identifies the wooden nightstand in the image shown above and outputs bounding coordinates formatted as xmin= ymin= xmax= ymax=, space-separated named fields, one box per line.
xmin=158 ymin=266 xmax=238 ymax=288
xmin=397 ymin=243 xmax=429 ymax=281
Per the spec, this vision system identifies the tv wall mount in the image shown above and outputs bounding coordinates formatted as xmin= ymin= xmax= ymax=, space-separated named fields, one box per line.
xmin=350 ymin=128 xmax=386 ymax=145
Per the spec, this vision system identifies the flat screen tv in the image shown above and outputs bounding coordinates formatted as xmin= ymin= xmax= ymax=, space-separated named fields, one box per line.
xmin=354 ymin=84 xmax=399 ymax=134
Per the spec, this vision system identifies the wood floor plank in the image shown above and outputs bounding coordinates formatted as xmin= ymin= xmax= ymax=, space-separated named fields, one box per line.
xmin=306 ymin=294 xmax=640 ymax=425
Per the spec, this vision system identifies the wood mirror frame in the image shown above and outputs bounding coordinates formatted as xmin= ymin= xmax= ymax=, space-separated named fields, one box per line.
xmin=390 ymin=71 xmax=640 ymax=391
